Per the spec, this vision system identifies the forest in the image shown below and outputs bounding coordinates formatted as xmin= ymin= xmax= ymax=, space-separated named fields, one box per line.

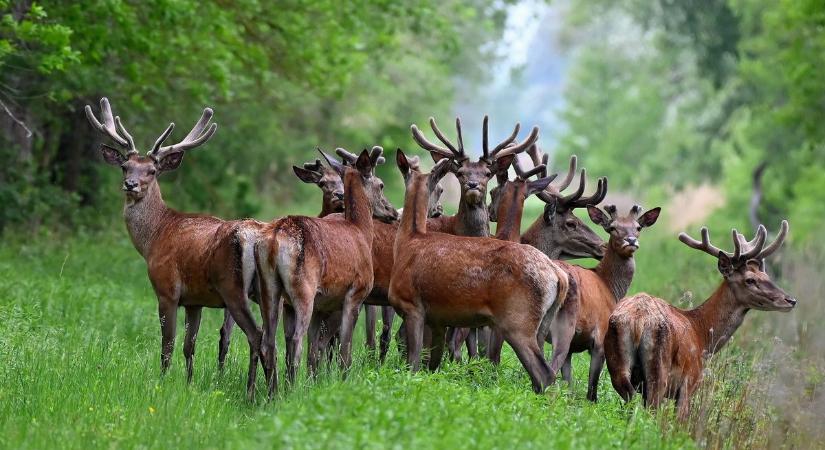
xmin=1 ymin=1 xmax=823 ymax=449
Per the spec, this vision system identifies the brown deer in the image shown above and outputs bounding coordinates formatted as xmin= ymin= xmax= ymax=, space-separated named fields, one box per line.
xmin=389 ymin=151 xmax=569 ymax=393
xmin=605 ymin=221 xmax=794 ymax=419
xmin=256 ymin=148 xmax=398 ymax=382
xmin=548 ymin=204 xmax=661 ymax=402
xmin=86 ymin=98 xmax=277 ymax=399
xmin=411 ymin=115 xmax=538 ymax=360
xmin=216 ymin=152 xmax=352 ymax=370
xmin=314 ymin=148 xmax=447 ymax=364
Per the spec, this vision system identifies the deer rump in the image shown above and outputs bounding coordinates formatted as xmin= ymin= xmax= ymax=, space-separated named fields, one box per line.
xmin=391 ymin=232 xmax=567 ymax=330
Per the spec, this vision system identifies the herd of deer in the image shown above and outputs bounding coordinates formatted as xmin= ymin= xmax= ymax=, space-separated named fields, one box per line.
xmin=86 ymin=97 xmax=796 ymax=420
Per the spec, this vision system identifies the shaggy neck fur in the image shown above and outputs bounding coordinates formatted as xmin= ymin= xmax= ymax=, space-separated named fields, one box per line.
xmin=594 ymin=237 xmax=636 ymax=301
xmin=343 ymin=168 xmax=373 ymax=237
xmin=123 ymin=180 xmax=169 ymax=258
xmin=685 ymin=281 xmax=749 ymax=356
xmin=455 ymin=192 xmax=490 ymax=237
xmin=494 ymin=182 xmax=525 ymax=242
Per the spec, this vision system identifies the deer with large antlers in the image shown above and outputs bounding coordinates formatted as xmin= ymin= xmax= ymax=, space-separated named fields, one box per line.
xmin=256 ymin=148 xmax=398 ymax=382
xmin=547 ymin=204 xmax=662 ymax=402
xmin=86 ymin=98 xmax=277 ymax=399
xmin=411 ymin=115 xmax=538 ymax=360
xmin=605 ymin=222 xmax=795 ymax=419
xmin=389 ymin=151 xmax=569 ymax=392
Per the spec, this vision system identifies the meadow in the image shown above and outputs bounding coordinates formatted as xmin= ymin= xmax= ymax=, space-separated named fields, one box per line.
xmin=2 ymin=202 xmax=822 ymax=449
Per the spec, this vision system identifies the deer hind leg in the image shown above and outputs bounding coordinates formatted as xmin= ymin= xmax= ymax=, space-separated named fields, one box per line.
xmin=561 ymin=353 xmax=573 ymax=385
xmin=547 ymin=300 xmax=577 ymax=382
xmin=379 ymin=306 xmax=395 ymax=363
xmin=427 ymin=325 xmax=447 ymax=371
xmin=282 ymin=282 xmax=315 ymax=386
xmin=157 ymin=298 xmax=178 ymax=375
xmin=218 ymin=310 xmax=234 ymax=372
xmin=255 ymin=255 xmax=282 ymax=399
xmin=364 ymin=305 xmax=378 ymax=351
xmin=477 ymin=327 xmax=490 ymax=356
xmin=604 ymin=322 xmax=636 ymax=402
xmin=222 ymin=292 xmax=263 ymax=401
xmin=586 ymin=344 xmax=606 ymax=402
xmin=486 ymin=327 xmax=506 ymax=365
xmin=466 ymin=328 xmax=479 ymax=359
xmin=339 ymin=286 xmax=369 ymax=374
xmin=398 ymin=304 xmax=425 ymax=372
xmin=503 ymin=327 xmax=554 ymax=393
xmin=183 ymin=306 xmax=202 ymax=384
xmin=283 ymin=304 xmax=296 ymax=369
xmin=307 ymin=312 xmax=326 ymax=378
xmin=640 ymin=325 xmax=669 ymax=409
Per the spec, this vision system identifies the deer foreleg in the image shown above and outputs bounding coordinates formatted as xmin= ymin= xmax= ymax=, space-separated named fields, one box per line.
xmin=158 ymin=300 xmax=178 ymax=375
xmin=183 ymin=306 xmax=202 ymax=384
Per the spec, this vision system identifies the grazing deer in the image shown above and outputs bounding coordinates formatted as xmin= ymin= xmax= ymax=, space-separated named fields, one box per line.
xmin=86 ymin=98 xmax=277 ymax=399
xmin=411 ymin=115 xmax=538 ymax=360
xmin=605 ymin=221 xmax=794 ymax=420
xmin=256 ymin=148 xmax=398 ymax=382
xmin=389 ymin=152 xmax=569 ymax=393
xmin=216 ymin=153 xmax=350 ymax=370
xmin=548 ymin=204 xmax=661 ymax=402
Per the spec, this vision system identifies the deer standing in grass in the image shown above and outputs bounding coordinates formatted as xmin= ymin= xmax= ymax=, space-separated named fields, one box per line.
xmin=86 ymin=98 xmax=277 ymax=399
xmin=548 ymin=204 xmax=661 ymax=402
xmin=216 ymin=152 xmax=353 ymax=370
xmin=256 ymin=149 xmax=398 ymax=382
xmin=605 ymin=221 xmax=794 ymax=419
xmin=389 ymin=152 xmax=569 ymax=392
xmin=411 ymin=116 xmax=538 ymax=360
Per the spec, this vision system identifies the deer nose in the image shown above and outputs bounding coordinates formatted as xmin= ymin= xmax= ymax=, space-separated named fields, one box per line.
xmin=786 ymin=297 xmax=797 ymax=307
xmin=625 ymin=237 xmax=638 ymax=247
xmin=334 ymin=192 xmax=344 ymax=200
xmin=124 ymin=180 xmax=138 ymax=190
xmin=467 ymin=181 xmax=479 ymax=189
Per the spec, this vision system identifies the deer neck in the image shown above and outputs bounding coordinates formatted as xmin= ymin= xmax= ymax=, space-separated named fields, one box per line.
xmin=520 ymin=216 xmax=560 ymax=259
xmin=398 ymin=176 xmax=429 ymax=242
xmin=455 ymin=194 xmax=490 ymax=237
xmin=594 ymin=240 xmax=636 ymax=301
xmin=343 ymin=170 xmax=373 ymax=236
xmin=494 ymin=186 xmax=524 ymax=242
xmin=319 ymin=200 xmax=339 ymax=218
xmin=686 ymin=281 xmax=749 ymax=356
xmin=123 ymin=180 xmax=170 ymax=259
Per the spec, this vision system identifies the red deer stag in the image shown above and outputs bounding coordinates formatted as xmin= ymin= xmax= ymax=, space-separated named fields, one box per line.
xmin=411 ymin=115 xmax=538 ymax=360
xmin=86 ymin=98 xmax=277 ymax=399
xmin=389 ymin=152 xmax=569 ymax=393
xmin=256 ymin=149 xmax=398 ymax=383
xmin=216 ymin=153 xmax=351 ymax=370
xmin=548 ymin=204 xmax=661 ymax=402
xmin=605 ymin=221 xmax=794 ymax=419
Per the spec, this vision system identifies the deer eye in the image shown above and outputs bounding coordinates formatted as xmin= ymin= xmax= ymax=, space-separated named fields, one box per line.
xmin=148 ymin=169 xmax=156 ymax=176
xmin=637 ymin=226 xmax=642 ymax=231
xmin=565 ymin=220 xmax=577 ymax=230
xmin=745 ymin=278 xmax=757 ymax=286
xmin=378 ymin=182 xmax=384 ymax=189
xmin=485 ymin=170 xmax=492 ymax=177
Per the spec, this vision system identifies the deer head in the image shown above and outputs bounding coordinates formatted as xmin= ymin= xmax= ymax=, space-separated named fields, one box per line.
xmin=326 ymin=146 xmax=398 ymax=223
xmin=86 ymin=97 xmax=217 ymax=201
xmin=514 ymin=148 xmax=608 ymax=260
xmin=679 ymin=221 xmax=796 ymax=311
xmin=410 ymin=116 xmax=538 ymax=207
xmin=396 ymin=149 xmax=445 ymax=218
xmin=293 ymin=157 xmax=345 ymax=214
xmin=587 ymin=204 xmax=661 ymax=258
xmin=489 ymin=156 xmax=556 ymax=223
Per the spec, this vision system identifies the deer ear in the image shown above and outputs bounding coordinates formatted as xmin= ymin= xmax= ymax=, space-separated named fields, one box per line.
xmin=100 ymin=144 xmax=126 ymax=166
xmin=543 ymin=199 xmax=558 ymax=224
xmin=293 ymin=166 xmax=322 ymax=184
xmin=396 ymin=148 xmax=411 ymax=178
xmin=355 ymin=149 xmax=372 ymax=177
xmin=639 ymin=207 xmax=662 ymax=228
xmin=430 ymin=158 xmax=452 ymax=187
xmin=156 ymin=152 xmax=184 ymax=172
xmin=717 ymin=251 xmax=735 ymax=277
xmin=526 ymin=177 xmax=555 ymax=198
xmin=587 ymin=205 xmax=610 ymax=228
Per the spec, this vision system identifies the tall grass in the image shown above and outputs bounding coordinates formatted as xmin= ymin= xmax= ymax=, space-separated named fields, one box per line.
xmin=0 ymin=222 xmax=821 ymax=449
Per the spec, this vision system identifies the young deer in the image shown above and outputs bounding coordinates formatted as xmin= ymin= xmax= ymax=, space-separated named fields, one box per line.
xmin=605 ymin=221 xmax=794 ymax=419
xmin=216 ymin=153 xmax=351 ymax=370
xmin=256 ymin=149 xmax=398 ymax=382
xmin=389 ymin=152 xmax=569 ymax=393
xmin=551 ymin=204 xmax=661 ymax=402
xmin=411 ymin=115 xmax=538 ymax=360
xmin=86 ymin=98 xmax=277 ymax=399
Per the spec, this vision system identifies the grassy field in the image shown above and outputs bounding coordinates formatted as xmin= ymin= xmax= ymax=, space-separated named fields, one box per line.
xmin=1 ymin=220 xmax=822 ymax=449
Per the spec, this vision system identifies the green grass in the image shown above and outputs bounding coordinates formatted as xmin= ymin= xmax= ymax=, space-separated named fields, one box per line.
xmin=2 ymin=223 xmax=821 ymax=449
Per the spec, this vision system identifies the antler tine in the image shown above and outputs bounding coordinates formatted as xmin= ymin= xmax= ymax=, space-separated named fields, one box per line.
xmin=455 ymin=118 xmax=464 ymax=156
xmin=150 ymin=123 xmax=175 ymax=154
xmin=428 ymin=117 xmax=462 ymax=158
xmin=370 ymin=145 xmax=385 ymax=166
xmin=317 ymin=147 xmax=345 ymax=173
xmin=493 ymin=126 xmax=539 ymax=159
xmin=490 ymin=123 xmax=521 ymax=156
xmin=114 ymin=116 xmax=137 ymax=155
xmin=740 ymin=225 xmax=767 ymax=260
xmin=85 ymin=97 xmax=136 ymax=153
xmin=303 ymin=158 xmax=324 ymax=172
xmin=568 ymin=177 xmax=607 ymax=209
xmin=730 ymin=229 xmax=743 ymax=261
xmin=513 ymin=157 xmax=547 ymax=181
xmin=410 ymin=123 xmax=454 ymax=159
xmin=335 ymin=147 xmax=358 ymax=164
xmin=527 ymin=144 xmax=542 ymax=168
xmin=679 ymin=226 xmax=728 ymax=258
xmin=482 ymin=115 xmax=490 ymax=160
xmin=154 ymin=107 xmax=217 ymax=159
xmin=604 ymin=204 xmax=619 ymax=221
xmin=550 ymin=155 xmax=578 ymax=192
xmin=630 ymin=204 xmax=643 ymax=219
xmin=758 ymin=220 xmax=789 ymax=259
xmin=559 ymin=169 xmax=587 ymax=205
